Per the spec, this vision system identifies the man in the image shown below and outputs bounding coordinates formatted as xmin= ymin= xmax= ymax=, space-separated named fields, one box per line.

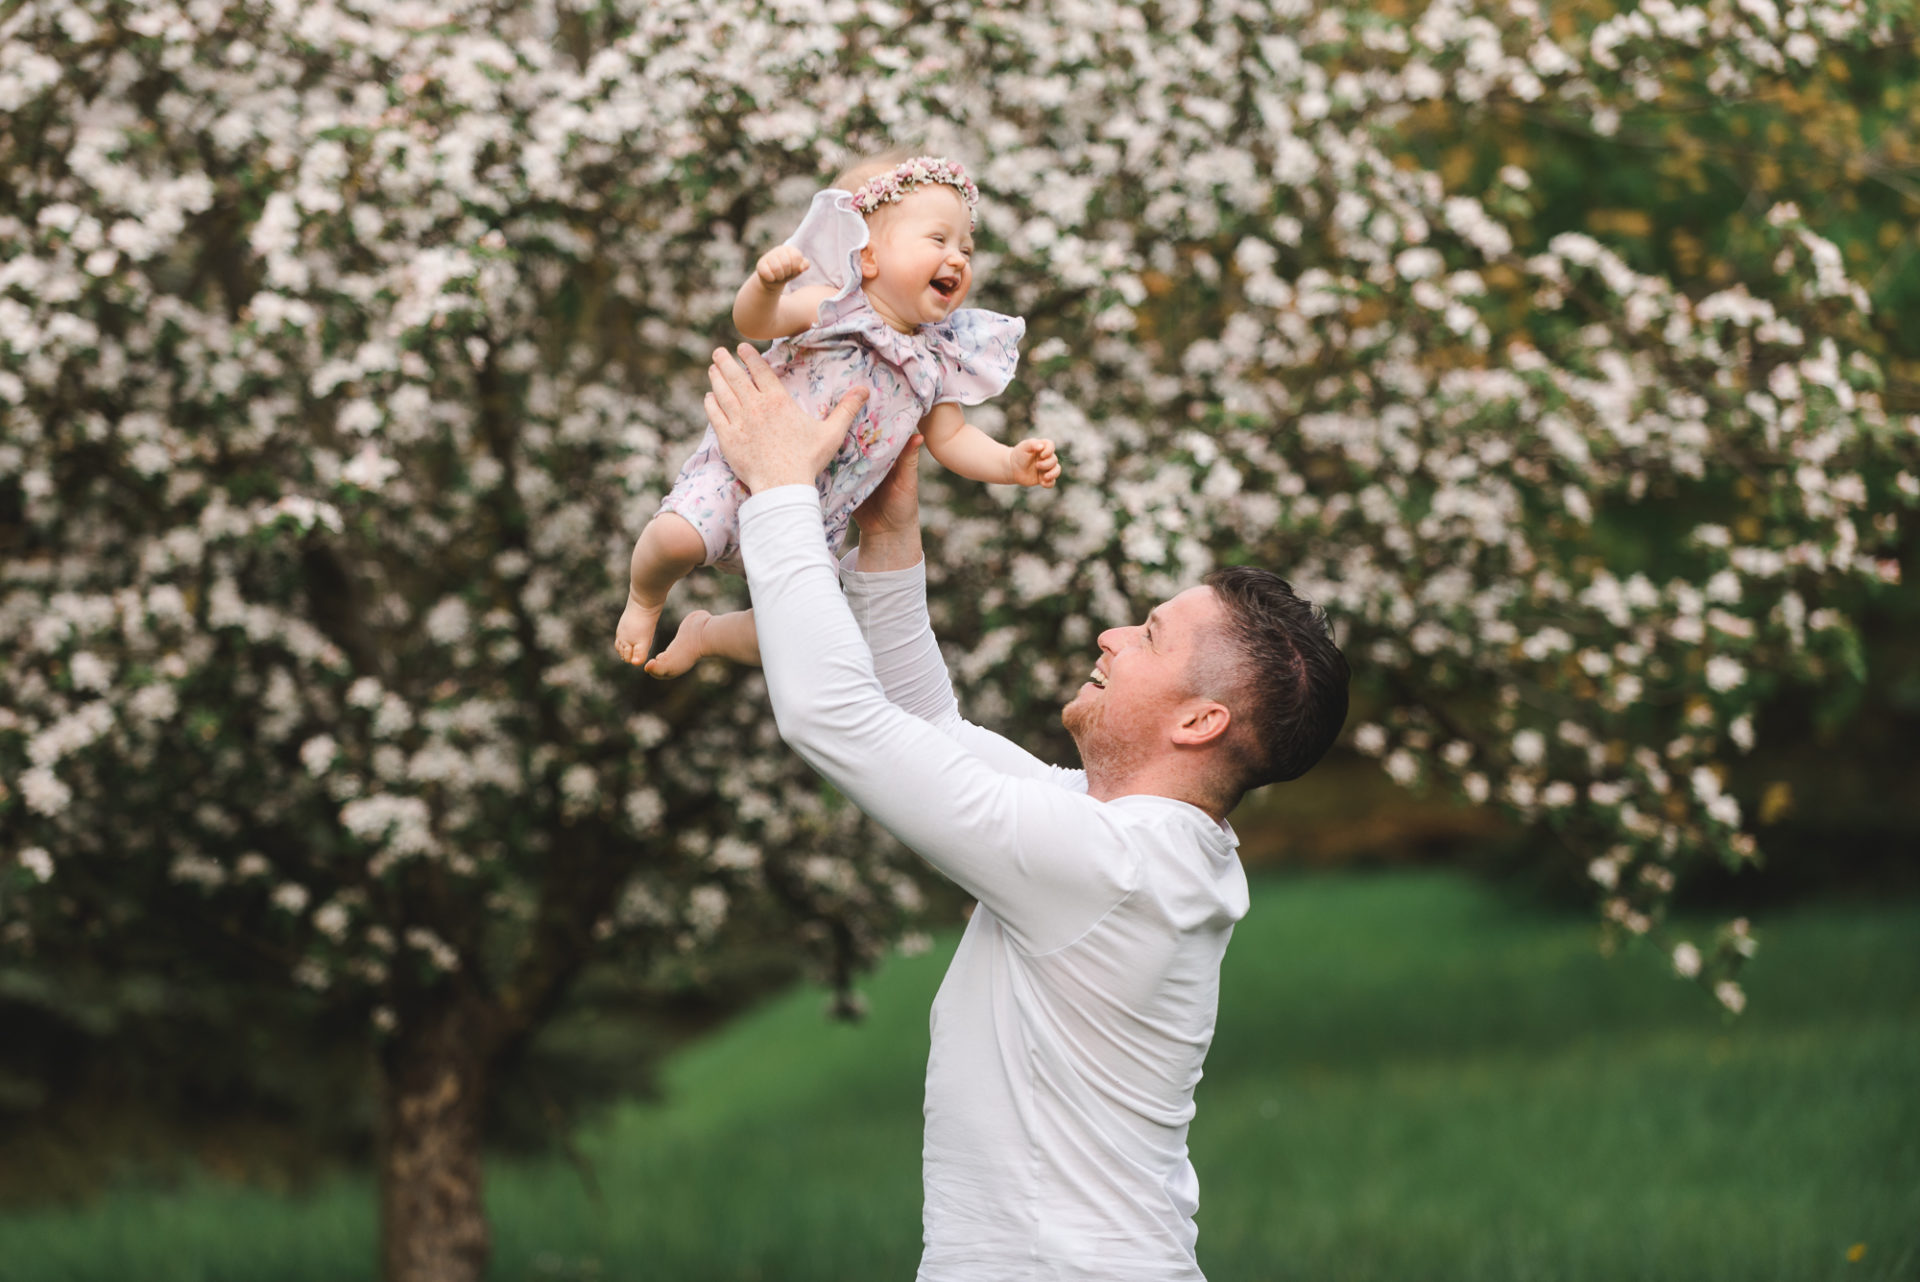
xmin=701 ymin=345 xmax=1349 ymax=1281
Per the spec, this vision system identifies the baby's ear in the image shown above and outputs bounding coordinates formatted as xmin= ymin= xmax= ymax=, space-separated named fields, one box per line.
xmin=858 ymin=245 xmax=879 ymax=281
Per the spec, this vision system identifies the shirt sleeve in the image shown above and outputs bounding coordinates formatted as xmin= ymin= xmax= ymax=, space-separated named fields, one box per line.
xmin=747 ymin=487 xmax=1131 ymax=953
xmin=839 ymin=548 xmax=1087 ymax=790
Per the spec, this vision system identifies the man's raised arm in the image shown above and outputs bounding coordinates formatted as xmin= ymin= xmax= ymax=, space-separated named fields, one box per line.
xmin=836 ymin=437 xmax=965 ymax=730
xmin=842 ymin=434 xmax=1082 ymax=785
xmin=701 ymin=347 xmax=1125 ymax=950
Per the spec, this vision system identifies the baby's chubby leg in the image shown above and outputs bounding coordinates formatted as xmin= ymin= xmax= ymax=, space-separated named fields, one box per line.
xmin=644 ymin=608 xmax=760 ymax=678
xmin=615 ymin=513 xmax=707 ymax=666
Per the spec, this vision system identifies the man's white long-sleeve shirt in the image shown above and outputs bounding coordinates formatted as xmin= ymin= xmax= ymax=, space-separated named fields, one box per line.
xmin=740 ymin=486 xmax=1249 ymax=1282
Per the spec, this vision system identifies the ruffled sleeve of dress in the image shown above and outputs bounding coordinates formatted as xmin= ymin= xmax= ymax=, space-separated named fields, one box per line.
xmin=782 ymin=189 xmax=868 ymax=323
xmin=923 ymin=308 xmax=1027 ymax=406
xmin=776 ymin=188 xmax=1027 ymax=409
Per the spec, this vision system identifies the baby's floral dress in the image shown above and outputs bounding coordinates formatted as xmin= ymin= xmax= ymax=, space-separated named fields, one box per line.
xmin=659 ymin=189 xmax=1025 ymax=573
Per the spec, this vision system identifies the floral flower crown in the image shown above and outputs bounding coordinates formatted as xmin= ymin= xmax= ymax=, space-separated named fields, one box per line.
xmin=847 ymin=156 xmax=980 ymax=228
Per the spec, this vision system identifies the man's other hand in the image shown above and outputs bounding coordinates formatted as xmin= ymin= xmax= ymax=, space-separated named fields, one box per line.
xmin=704 ymin=344 xmax=868 ymax=493
xmin=850 ymin=433 xmax=926 ymax=573
xmin=853 ymin=433 xmax=924 ymax=539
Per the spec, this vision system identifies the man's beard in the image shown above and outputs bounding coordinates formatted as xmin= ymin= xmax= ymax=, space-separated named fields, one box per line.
xmin=1061 ymin=692 xmax=1146 ymax=782
xmin=1061 ymin=691 xmax=1098 ymax=747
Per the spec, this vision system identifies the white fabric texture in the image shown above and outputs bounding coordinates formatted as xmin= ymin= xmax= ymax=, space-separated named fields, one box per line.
xmin=741 ymin=488 xmax=1249 ymax=1282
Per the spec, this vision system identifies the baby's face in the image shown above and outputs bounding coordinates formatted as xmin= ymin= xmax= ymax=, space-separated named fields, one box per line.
xmin=862 ymin=185 xmax=975 ymax=330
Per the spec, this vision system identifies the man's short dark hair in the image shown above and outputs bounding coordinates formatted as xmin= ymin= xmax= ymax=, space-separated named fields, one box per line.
xmin=1200 ymin=566 xmax=1350 ymax=806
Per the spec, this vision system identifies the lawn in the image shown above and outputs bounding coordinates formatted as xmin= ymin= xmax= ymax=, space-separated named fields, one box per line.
xmin=3 ymin=871 xmax=1916 ymax=1281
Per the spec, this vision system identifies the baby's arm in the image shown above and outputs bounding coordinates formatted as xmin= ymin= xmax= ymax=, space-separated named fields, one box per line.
xmin=919 ymin=403 xmax=1060 ymax=488
xmin=733 ymin=246 xmax=836 ymax=341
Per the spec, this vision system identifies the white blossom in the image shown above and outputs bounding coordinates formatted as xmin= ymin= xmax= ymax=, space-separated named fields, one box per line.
xmin=1383 ymin=749 xmax=1420 ymax=786
xmin=300 ymin=735 xmax=338 ymax=777
xmin=404 ymin=927 xmax=461 ymax=972
xmin=314 ymin=901 xmax=351 ymax=940
xmin=686 ymin=885 xmax=729 ymax=936
xmin=425 ymin=598 xmax=472 ymax=646
xmin=0 ymin=0 xmax=1899 ymax=1038
xmin=1705 ymin=656 xmax=1747 ymax=692
xmin=1512 ymin=730 xmax=1546 ymax=767
xmin=171 ymin=854 xmax=226 ymax=889
xmin=624 ymin=788 xmax=665 ymax=829
xmin=710 ymin=836 xmax=761 ymax=871
xmin=20 ymin=767 xmax=72 ymax=817
xmin=129 ymin=684 xmax=180 ymax=723
xmin=341 ymin=446 xmax=402 ymax=491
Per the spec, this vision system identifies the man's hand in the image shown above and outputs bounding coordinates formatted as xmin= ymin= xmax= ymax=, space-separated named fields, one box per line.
xmin=704 ymin=344 xmax=868 ymax=494
xmin=852 ymin=433 xmax=923 ymax=539
xmin=851 ymin=433 xmax=926 ymax=572
xmin=1008 ymin=438 xmax=1061 ymax=488
xmin=755 ymin=246 xmax=809 ymax=292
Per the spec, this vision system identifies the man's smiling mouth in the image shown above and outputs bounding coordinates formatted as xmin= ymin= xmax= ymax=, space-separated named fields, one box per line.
xmin=1088 ymin=667 xmax=1107 ymax=688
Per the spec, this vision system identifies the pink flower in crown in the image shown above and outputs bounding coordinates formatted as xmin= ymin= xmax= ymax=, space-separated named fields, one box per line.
xmin=849 ymin=155 xmax=980 ymax=228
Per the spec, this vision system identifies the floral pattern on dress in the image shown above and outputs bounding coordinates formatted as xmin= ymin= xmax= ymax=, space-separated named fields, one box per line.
xmin=660 ymin=189 xmax=1025 ymax=574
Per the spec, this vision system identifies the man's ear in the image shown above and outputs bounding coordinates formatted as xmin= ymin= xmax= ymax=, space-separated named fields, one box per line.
xmin=1172 ymin=701 xmax=1231 ymax=749
xmin=859 ymin=245 xmax=879 ymax=281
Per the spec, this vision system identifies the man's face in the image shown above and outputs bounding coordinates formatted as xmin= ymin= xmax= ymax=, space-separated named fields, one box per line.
xmin=1062 ymin=586 xmax=1229 ymax=769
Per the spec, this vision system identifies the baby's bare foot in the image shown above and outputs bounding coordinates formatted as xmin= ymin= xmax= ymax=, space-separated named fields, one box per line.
xmin=614 ymin=595 xmax=664 ymax=667
xmin=643 ymin=610 xmax=712 ymax=679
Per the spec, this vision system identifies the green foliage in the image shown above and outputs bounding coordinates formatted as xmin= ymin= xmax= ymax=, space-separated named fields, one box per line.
xmin=1410 ymin=20 xmax=1920 ymax=835
xmin=0 ymin=962 xmax=372 ymax=1204
xmin=3 ymin=871 xmax=1914 ymax=1282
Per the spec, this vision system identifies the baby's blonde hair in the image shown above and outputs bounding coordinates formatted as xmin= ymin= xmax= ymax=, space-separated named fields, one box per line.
xmin=830 ymin=147 xmax=925 ymax=199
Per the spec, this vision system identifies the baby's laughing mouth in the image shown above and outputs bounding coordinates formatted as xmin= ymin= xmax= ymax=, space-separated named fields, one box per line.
xmin=930 ymin=276 xmax=959 ymax=299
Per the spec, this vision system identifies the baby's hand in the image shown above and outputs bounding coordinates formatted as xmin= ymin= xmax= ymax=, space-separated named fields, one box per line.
xmin=1009 ymin=438 xmax=1061 ymax=488
xmin=755 ymin=246 xmax=810 ymax=291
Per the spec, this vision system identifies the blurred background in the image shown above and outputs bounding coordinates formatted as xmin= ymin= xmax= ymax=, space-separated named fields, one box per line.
xmin=2 ymin=0 xmax=1917 ymax=1279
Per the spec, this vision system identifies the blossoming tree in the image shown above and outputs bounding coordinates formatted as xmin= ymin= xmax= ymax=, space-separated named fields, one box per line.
xmin=2 ymin=0 xmax=1913 ymax=1277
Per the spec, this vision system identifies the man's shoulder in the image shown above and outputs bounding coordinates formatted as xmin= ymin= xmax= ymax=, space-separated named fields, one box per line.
xmin=1098 ymin=796 xmax=1248 ymax=927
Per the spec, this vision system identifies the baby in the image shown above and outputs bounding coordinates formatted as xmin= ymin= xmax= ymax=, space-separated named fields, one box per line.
xmin=615 ymin=153 xmax=1059 ymax=676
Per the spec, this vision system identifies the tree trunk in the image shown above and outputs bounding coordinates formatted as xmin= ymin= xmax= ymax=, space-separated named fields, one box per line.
xmin=378 ymin=1001 xmax=494 ymax=1282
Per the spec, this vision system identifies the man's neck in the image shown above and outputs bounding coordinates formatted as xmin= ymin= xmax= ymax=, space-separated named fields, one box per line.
xmin=1083 ymin=769 xmax=1227 ymax=825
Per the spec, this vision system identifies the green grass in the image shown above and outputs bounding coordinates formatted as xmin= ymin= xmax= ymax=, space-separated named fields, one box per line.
xmin=2 ymin=871 xmax=1916 ymax=1282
